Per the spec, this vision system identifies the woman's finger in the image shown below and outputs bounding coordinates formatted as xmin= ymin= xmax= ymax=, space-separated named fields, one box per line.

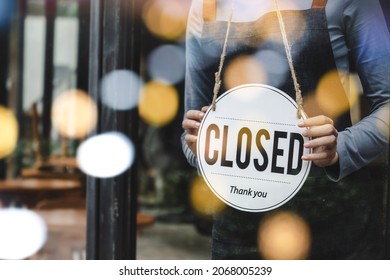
xmin=304 ymin=135 xmax=337 ymax=149
xmin=185 ymin=109 xmax=205 ymax=122
xmin=182 ymin=118 xmax=200 ymax=131
xmin=298 ymin=115 xmax=334 ymax=128
xmin=303 ymin=124 xmax=338 ymax=138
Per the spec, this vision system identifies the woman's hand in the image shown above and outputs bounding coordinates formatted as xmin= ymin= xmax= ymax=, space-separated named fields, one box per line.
xmin=298 ymin=115 xmax=339 ymax=168
xmin=182 ymin=106 xmax=209 ymax=156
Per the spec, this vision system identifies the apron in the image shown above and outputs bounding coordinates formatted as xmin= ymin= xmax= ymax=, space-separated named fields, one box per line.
xmin=196 ymin=0 xmax=383 ymax=259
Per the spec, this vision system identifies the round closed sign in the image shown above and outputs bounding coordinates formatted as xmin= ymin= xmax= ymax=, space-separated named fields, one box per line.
xmin=197 ymin=84 xmax=311 ymax=212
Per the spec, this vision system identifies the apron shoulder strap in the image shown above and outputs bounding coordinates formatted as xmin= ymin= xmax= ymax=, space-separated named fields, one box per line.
xmin=311 ymin=0 xmax=327 ymax=8
xmin=203 ymin=0 xmax=216 ymax=21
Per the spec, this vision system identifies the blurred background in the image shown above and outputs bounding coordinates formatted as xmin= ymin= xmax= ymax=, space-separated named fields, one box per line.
xmin=0 ymin=0 xmax=389 ymax=260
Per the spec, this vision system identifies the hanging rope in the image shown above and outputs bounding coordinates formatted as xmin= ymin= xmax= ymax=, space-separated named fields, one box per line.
xmin=211 ymin=0 xmax=235 ymax=111
xmin=274 ymin=0 xmax=305 ymax=119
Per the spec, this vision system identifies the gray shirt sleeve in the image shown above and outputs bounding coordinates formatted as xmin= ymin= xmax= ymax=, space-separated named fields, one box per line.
xmin=327 ymin=0 xmax=390 ymax=180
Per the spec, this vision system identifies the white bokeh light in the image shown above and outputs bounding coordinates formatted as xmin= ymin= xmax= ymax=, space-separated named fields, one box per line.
xmin=0 ymin=208 xmax=47 ymax=260
xmin=100 ymin=70 xmax=143 ymax=110
xmin=147 ymin=44 xmax=185 ymax=85
xmin=76 ymin=132 xmax=135 ymax=178
xmin=255 ymin=49 xmax=288 ymax=88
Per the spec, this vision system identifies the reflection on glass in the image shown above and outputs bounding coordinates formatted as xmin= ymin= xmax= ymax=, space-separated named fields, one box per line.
xmin=51 ymin=89 xmax=97 ymax=139
xmin=190 ymin=176 xmax=225 ymax=217
xmin=0 ymin=106 xmax=19 ymax=159
xmin=257 ymin=211 xmax=311 ymax=260
xmin=254 ymin=49 xmax=288 ymax=88
xmin=100 ymin=70 xmax=143 ymax=111
xmin=224 ymin=55 xmax=266 ymax=90
xmin=315 ymin=70 xmax=352 ymax=119
xmin=76 ymin=132 xmax=135 ymax=178
xmin=147 ymin=44 xmax=185 ymax=85
xmin=0 ymin=208 xmax=47 ymax=260
xmin=0 ymin=0 xmax=15 ymax=30
xmin=376 ymin=103 xmax=390 ymax=140
xmin=142 ymin=0 xmax=190 ymax=40
xmin=139 ymin=81 xmax=179 ymax=127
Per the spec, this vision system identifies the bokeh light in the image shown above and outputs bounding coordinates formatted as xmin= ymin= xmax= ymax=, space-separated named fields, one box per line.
xmin=100 ymin=70 xmax=143 ymax=111
xmin=0 ymin=208 xmax=47 ymax=260
xmin=51 ymin=89 xmax=97 ymax=139
xmin=138 ymin=81 xmax=179 ymax=127
xmin=257 ymin=211 xmax=311 ymax=260
xmin=142 ymin=0 xmax=190 ymax=40
xmin=0 ymin=0 xmax=15 ymax=30
xmin=190 ymin=176 xmax=225 ymax=217
xmin=147 ymin=44 xmax=186 ymax=85
xmin=252 ymin=7 xmax=306 ymax=46
xmin=0 ymin=105 xmax=18 ymax=159
xmin=273 ymin=10 xmax=306 ymax=45
xmin=315 ymin=70 xmax=352 ymax=119
xmin=224 ymin=55 xmax=266 ymax=90
xmin=255 ymin=49 xmax=288 ymax=88
xmin=76 ymin=132 xmax=135 ymax=178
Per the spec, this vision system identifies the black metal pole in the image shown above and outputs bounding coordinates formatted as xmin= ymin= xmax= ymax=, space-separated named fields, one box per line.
xmin=86 ymin=0 xmax=141 ymax=260
xmin=124 ymin=0 xmax=141 ymax=259
xmin=77 ymin=0 xmax=91 ymax=92
xmin=41 ymin=0 xmax=57 ymax=143
xmin=0 ymin=21 xmax=10 ymax=106
xmin=86 ymin=0 xmax=103 ymax=260
xmin=13 ymin=0 xmax=27 ymax=177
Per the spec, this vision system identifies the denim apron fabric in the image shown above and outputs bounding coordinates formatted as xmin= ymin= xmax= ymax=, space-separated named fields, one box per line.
xmin=194 ymin=1 xmax=383 ymax=259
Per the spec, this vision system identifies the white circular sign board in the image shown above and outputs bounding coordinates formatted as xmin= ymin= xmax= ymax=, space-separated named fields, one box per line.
xmin=197 ymin=84 xmax=311 ymax=212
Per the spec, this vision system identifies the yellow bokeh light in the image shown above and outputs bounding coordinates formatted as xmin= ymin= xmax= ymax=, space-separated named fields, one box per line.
xmin=257 ymin=211 xmax=311 ymax=260
xmin=190 ymin=176 xmax=225 ymax=217
xmin=315 ymin=70 xmax=351 ymax=119
xmin=224 ymin=55 xmax=266 ymax=90
xmin=138 ymin=81 xmax=179 ymax=127
xmin=301 ymin=93 xmax=320 ymax=119
xmin=142 ymin=0 xmax=190 ymax=40
xmin=0 ymin=106 xmax=19 ymax=159
xmin=51 ymin=89 xmax=98 ymax=139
